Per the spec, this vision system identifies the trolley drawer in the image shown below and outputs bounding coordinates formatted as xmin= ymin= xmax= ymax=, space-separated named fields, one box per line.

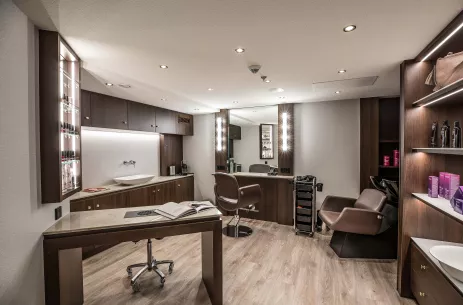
xmin=296 ymin=192 xmax=312 ymax=200
xmin=297 ymin=200 xmax=312 ymax=208
xmin=296 ymin=215 xmax=312 ymax=223
xmin=296 ymin=207 xmax=312 ymax=216
xmin=296 ymin=223 xmax=312 ymax=232
xmin=295 ymin=184 xmax=313 ymax=192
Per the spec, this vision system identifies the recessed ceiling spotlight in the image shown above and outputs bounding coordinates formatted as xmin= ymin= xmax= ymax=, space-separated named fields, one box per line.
xmin=119 ymin=84 xmax=131 ymax=88
xmin=233 ymin=101 xmax=239 ymax=104
xmin=159 ymin=65 xmax=168 ymax=69
xmin=105 ymin=82 xmax=113 ymax=87
xmin=338 ymin=69 xmax=347 ymax=74
xmin=343 ymin=25 xmax=356 ymax=32
xmin=261 ymin=76 xmax=271 ymax=83
xmin=160 ymin=98 xmax=167 ymax=101
xmin=208 ymin=88 xmax=213 ymax=91
xmin=270 ymin=88 xmax=284 ymax=93
xmin=335 ymin=91 xmax=341 ymax=94
xmin=235 ymin=47 xmax=245 ymax=53
xmin=265 ymin=79 xmax=271 ymax=83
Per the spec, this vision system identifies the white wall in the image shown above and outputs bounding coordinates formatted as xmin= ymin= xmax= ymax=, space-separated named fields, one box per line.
xmin=183 ymin=114 xmax=216 ymax=202
xmin=81 ymin=128 xmax=160 ymax=187
xmin=294 ymin=99 xmax=360 ymax=208
xmin=0 ymin=2 xmax=69 ymax=304
xmin=233 ymin=125 xmax=278 ymax=171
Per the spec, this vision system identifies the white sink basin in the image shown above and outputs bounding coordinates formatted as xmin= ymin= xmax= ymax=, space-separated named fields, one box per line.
xmin=114 ymin=174 xmax=155 ymax=185
xmin=430 ymin=245 xmax=463 ymax=282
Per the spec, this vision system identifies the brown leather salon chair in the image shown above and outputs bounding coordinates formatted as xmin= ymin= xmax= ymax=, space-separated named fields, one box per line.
xmin=319 ymin=189 xmax=397 ymax=259
xmin=213 ymin=173 xmax=262 ymax=237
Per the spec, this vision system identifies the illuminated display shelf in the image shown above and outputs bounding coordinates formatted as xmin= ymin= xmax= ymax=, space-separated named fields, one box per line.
xmin=412 ymin=78 xmax=463 ymax=107
xmin=412 ymin=193 xmax=463 ymax=225
xmin=412 ymin=148 xmax=463 ymax=155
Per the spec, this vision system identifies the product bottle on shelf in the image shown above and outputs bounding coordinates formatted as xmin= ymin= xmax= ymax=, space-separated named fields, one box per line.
xmin=452 ymin=121 xmax=461 ymax=148
xmin=430 ymin=121 xmax=438 ymax=148
xmin=441 ymin=120 xmax=450 ymax=148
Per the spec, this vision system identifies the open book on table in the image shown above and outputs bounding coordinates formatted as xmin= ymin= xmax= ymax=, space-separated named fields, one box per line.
xmin=154 ymin=201 xmax=216 ymax=220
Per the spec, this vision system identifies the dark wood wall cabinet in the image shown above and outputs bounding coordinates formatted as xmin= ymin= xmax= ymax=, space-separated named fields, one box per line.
xmin=229 ymin=124 xmax=241 ymax=140
xmin=39 ymin=31 xmax=82 ymax=203
xmin=234 ymin=176 xmax=293 ymax=226
xmin=360 ymin=97 xmax=400 ymax=192
xmin=81 ymin=90 xmax=193 ymax=136
xmin=398 ymin=11 xmax=463 ymax=299
xmin=70 ymin=176 xmax=194 ymax=258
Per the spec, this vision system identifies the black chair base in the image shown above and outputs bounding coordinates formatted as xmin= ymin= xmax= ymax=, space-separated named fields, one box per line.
xmin=329 ymin=228 xmax=397 ymax=259
xmin=223 ymin=225 xmax=253 ymax=237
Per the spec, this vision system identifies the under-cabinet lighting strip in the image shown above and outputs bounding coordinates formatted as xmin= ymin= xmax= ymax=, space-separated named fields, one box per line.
xmin=282 ymin=112 xmax=288 ymax=151
xmin=217 ymin=117 xmax=223 ymax=151
xmin=419 ymin=87 xmax=463 ymax=107
xmin=421 ymin=21 xmax=463 ymax=62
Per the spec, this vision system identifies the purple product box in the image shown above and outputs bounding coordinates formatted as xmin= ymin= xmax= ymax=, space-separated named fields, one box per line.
xmin=428 ymin=176 xmax=439 ymax=198
xmin=439 ymin=172 xmax=448 ymax=197
xmin=451 ymin=186 xmax=463 ymax=214
xmin=446 ymin=173 xmax=460 ymax=200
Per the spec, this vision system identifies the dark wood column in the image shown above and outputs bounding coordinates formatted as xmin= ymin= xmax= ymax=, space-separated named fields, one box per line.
xmin=360 ymin=98 xmax=379 ymax=191
xmin=278 ymin=104 xmax=294 ymax=176
xmin=215 ymin=109 xmax=229 ymax=172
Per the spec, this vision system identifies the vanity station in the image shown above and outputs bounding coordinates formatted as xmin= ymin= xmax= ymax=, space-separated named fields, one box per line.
xmin=232 ymin=172 xmax=294 ymax=225
xmin=42 ymin=206 xmax=223 ymax=305
xmin=69 ymin=175 xmax=194 ymax=258
xmin=410 ymin=238 xmax=463 ymax=304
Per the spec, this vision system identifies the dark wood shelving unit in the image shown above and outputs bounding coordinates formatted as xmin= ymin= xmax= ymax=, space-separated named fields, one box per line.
xmin=398 ymin=10 xmax=463 ymax=301
xmin=412 ymin=78 xmax=463 ymax=107
xmin=378 ymin=165 xmax=399 ymax=169
xmin=39 ymin=31 xmax=82 ymax=203
xmin=379 ymin=139 xmax=399 ymax=143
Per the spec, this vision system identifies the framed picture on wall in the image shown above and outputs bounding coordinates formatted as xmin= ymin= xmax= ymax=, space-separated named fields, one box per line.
xmin=259 ymin=124 xmax=274 ymax=159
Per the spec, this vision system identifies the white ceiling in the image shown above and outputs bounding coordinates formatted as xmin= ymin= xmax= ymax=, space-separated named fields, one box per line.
xmin=17 ymin=0 xmax=463 ymax=114
xmin=230 ymin=106 xmax=278 ymax=126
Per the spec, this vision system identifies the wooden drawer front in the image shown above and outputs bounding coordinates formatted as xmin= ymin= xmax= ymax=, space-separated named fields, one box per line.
xmin=411 ymin=243 xmax=463 ymax=305
xmin=71 ymin=200 xmax=94 ymax=212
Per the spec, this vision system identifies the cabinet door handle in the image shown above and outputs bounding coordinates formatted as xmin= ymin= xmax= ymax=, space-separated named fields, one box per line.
xmin=122 ymin=121 xmax=127 ymax=124
xmin=419 ymin=292 xmax=426 ymax=297
xmin=158 ymin=189 xmax=161 ymax=191
xmin=85 ymin=116 xmax=90 ymax=120
xmin=87 ymin=206 xmax=92 ymax=210
xmin=178 ymin=184 xmax=181 ymax=187
xmin=152 ymin=190 xmax=156 ymax=193
xmin=420 ymin=265 xmax=427 ymax=270
xmin=151 ymin=124 xmax=154 ymax=128
xmin=96 ymin=204 xmax=100 ymax=208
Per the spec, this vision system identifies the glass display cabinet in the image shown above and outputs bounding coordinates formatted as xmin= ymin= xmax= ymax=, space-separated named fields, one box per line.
xmin=39 ymin=31 xmax=82 ymax=203
xmin=260 ymin=124 xmax=274 ymax=159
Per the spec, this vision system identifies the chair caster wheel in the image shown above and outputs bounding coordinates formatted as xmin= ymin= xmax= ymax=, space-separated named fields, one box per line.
xmin=308 ymin=232 xmax=314 ymax=237
xmin=160 ymin=277 xmax=166 ymax=287
xmin=168 ymin=263 xmax=174 ymax=274
xmin=131 ymin=282 xmax=140 ymax=292
xmin=127 ymin=269 xmax=132 ymax=278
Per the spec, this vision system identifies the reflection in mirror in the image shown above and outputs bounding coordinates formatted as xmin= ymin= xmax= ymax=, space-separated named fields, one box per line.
xmin=229 ymin=106 xmax=278 ymax=173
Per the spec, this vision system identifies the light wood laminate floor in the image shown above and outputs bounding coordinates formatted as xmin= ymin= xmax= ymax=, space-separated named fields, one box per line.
xmin=83 ymin=218 xmax=416 ymax=305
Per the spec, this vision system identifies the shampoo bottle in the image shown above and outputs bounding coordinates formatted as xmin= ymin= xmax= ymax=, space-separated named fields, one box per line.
xmin=441 ymin=120 xmax=450 ymax=148
xmin=452 ymin=121 xmax=462 ymax=148
xmin=430 ymin=121 xmax=438 ymax=147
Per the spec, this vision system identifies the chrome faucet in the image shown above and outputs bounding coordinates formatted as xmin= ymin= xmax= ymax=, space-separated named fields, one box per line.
xmin=123 ymin=160 xmax=136 ymax=167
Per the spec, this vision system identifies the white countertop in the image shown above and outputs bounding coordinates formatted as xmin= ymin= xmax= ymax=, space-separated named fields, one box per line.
xmin=412 ymin=193 xmax=463 ymax=224
xmin=70 ymin=174 xmax=194 ymax=201
xmin=233 ymin=172 xmax=294 ymax=180
xmin=44 ymin=203 xmax=221 ymax=237
xmin=412 ymin=238 xmax=463 ymax=294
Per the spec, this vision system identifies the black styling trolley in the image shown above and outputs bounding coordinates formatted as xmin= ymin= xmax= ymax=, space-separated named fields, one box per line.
xmin=294 ymin=175 xmax=323 ymax=236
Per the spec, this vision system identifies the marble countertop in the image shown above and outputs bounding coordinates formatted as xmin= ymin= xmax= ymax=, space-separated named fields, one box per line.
xmin=70 ymin=174 xmax=194 ymax=201
xmin=412 ymin=237 xmax=463 ymax=294
xmin=44 ymin=203 xmax=222 ymax=237
xmin=233 ymin=172 xmax=294 ymax=180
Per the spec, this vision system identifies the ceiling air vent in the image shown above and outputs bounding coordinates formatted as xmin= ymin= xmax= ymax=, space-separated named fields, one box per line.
xmin=312 ymin=76 xmax=378 ymax=91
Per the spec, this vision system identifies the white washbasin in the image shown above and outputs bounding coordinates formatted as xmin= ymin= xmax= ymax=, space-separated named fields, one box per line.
xmin=430 ymin=245 xmax=463 ymax=282
xmin=114 ymin=174 xmax=155 ymax=185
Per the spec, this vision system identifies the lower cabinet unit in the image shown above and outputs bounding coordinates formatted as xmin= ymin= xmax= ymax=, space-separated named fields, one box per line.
xmin=411 ymin=241 xmax=463 ymax=305
xmin=70 ymin=176 xmax=194 ymax=258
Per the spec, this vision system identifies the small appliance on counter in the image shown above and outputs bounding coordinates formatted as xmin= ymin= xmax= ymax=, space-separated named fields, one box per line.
xmin=236 ymin=164 xmax=242 ymax=172
xmin=169 ymin=165 xmax=176 ymax=176
xmin=181 ymin=160 xmax=188 ymax=175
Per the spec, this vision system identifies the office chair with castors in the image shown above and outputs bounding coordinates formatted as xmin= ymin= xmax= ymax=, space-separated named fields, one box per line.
xmin=126 ymin=238 xmax=174 ymax=292
xmin=213 ymin=173 xmax=261 ymax=237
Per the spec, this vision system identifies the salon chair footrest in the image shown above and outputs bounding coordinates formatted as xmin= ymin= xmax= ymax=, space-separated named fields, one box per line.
xmin=223 ymin=225 xmax=253 ymax=238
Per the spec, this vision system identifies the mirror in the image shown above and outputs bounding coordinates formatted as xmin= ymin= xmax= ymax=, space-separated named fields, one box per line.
xmin=229 ymin=106 xmax=278 ymax=173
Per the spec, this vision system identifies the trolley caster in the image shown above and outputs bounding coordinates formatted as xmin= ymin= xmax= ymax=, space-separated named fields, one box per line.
xmin=160 ymin=277 xmax=166 ymax=288
xmin=308 ymin=232 xmax=314 ymax=237
xmin=131 ymin=282 xmax=140 ymax=293
xmin=168 ymin=263 xmax=174 ymax=274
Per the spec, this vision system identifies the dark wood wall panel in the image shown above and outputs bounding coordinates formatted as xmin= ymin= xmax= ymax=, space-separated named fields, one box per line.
xmin=160 ymin=134 xmax=183 ymax=176
xmin=360 ymin=98 xmax=379 ymax=191
xmin=215 ymin=109 xmax=229 ymax=173
xmin=278 ymin=104 xmax=294 ymax=176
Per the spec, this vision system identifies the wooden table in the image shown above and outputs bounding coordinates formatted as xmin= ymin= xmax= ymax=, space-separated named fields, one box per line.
xmin=43 ymin=206 xmax=223 ymax=305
